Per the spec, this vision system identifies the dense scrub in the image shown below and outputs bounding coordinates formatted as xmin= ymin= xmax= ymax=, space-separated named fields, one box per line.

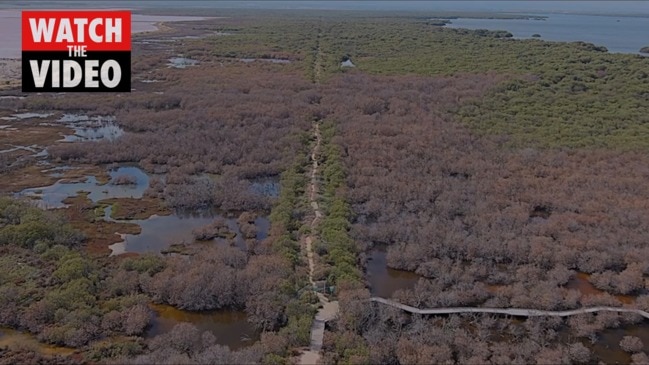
xmin=0 ymin=195 xmax=315 ymax=363
xmin=322 ymin=72 xmax=649 ymax=306
xmin=314 ymin=122 xmax=362 ymax=287
xmin=0 ymin=15 xmax=325 ymax=363
xmin=114 ymin=322 xmax=264 ymax=364
xmin=264 ymin=159 xmax=319 ymax=347
xmin=35 ymin=61 xmax=314 ymax=211
xmin=0 ymin=348 xmax=83 ymax=365
xmin=317 ymin=18 xmax=649 ymax=148
xmin=0 ymin=197 xmax=84 ymax=250
xmin=323 ymin=302 xmax=649 ymax=364
xmin=0 ymin=198 xmax=153 ymax=350
xmin=142 ymin=246 xmax=299 ymax=329
xmin=4 ymin=11 xmax=649 ymax=364
xmin=315 ymin=70 xmax=649 ymax=363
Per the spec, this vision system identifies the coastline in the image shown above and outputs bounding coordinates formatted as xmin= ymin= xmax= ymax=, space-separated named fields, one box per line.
xmin=445 ymin=12 xmax=649 ymax=55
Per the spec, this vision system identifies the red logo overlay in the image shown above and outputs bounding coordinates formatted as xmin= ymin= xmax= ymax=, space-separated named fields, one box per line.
xmin=22 ymin=11 xmax=131 ymax=92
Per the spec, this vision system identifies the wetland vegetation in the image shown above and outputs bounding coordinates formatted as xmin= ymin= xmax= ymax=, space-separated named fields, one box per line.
xmin=1 ymin=6 xmax=648 ymax=365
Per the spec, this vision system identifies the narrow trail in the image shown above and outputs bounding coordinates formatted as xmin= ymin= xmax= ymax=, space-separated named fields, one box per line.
xmin=298 ymin=25 xmax=340 ymax=365
xmin=371 ymin=297 xmax=649 ymax=319
xmin=305 ymin=122 xmax=322 ymax=288
xmin=299 ymin=122 xmax=339 ymax=365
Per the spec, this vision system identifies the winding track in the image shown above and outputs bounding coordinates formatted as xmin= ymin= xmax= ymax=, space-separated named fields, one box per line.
xmin=371 ymin=297 xmax=649 ymax=319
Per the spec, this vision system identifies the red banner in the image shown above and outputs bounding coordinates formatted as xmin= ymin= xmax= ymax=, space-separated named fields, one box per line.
xmin=22 ymin=10 xmax=131 ymax=92
xmin=22 ymin=10 xmax=131 ymax=52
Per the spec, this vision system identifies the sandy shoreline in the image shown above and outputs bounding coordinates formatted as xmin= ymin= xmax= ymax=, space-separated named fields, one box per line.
xmin=0 ymin=59 xmax=20 ymax=90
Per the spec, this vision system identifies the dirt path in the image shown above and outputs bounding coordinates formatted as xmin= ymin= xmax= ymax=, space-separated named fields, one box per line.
xmin=299 ymin=123 xmax=339 ymax=365
xmin=305 ymin=122 xmax=322 ymax=287
xmin=371 ymin=297 xmax=649 ymax=319
xmin=298 ymin=28 xmax=339 ymax=364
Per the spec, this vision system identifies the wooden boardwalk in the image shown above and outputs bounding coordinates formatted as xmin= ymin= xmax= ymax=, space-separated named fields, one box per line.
xmin=370 ymin=297 xmax=649 ymax=319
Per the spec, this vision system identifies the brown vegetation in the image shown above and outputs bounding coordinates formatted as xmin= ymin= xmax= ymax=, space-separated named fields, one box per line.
xmin=0 ymin=347 xmax=83 ymax=365
xmin=0 ymin=123 xmax=68 ymax=150
xmin=3 ymin=11 xmax=648 ymax=364
xmin=0 ymin=17 xmax=319 ymax=363
xmin=114 ymin=322 xmax=264 ymax=364
xmin=60 ymin=194 xmax=141 ymax=257
xmin=192 ymin=218 xmax=234 ymax=241
xmin=237 ymin=212 xmax=258 ymax=239
xmin=317 ymin=73 xmax=649 ymax=310
xmin=323 ymin=295 xmax=649 ymax=364
xmin=0 ymin=164 xmax=109 ymax=194
xmin=41 ymin=61 xmax=314 ymax=212
xmin=0 ymin=59 xmax=21 ymax=90
xmin=307 ymin=71 xmax=649 ymax=364
xmin=621 ymin=336 xmax=645 ymax=353
xmin=0 ymin=194 xmax=311 ymax=363
xmin=99 ymin=197 xmax=171 ymax=221
xmin=110 ymin=174 xmax=138 ymax=186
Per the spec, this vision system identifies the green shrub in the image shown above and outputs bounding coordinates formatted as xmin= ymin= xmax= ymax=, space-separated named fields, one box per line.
xmin=88 ymin=338 xmax=145 ymax=361
xmin=121 ymin=254 xmax=166 ymax=275
xmin=0 ymin=198 xmax=83 ymax=250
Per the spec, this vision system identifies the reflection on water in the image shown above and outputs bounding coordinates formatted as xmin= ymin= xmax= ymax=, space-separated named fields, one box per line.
xmin=364 ymin=248 xmax=649 ymax=363
xmin=18 ymin=166 xmax=149 ymax=208
xmin=0 ymin=328 xmax=75 ymax=356
xmin=168 ymin=57 xmax=199 ymax=68
xmin=61 ymin=123 xmax=124 ymax=142
xmin=556 ymin=321 xmax=649 ymax=364
xmin=110 ymin=212 xmax=270 ymax=255
xmin=114 ymin=214 xmax=214 ymax=254
xmin=250 ymin=177 xmax=280 ymax=198
xmin=147 ymin=304 xmax=259 ymax=350
xmin=445 ymin=13 xmax=649 ymax=55
xmin=566 ymin=272 xmax=635 ymax=304
xmin=254 ymin=216 xmax=270 ymax=241
xmin=51 ymin=114 xmax=123 ymax=142
xmin=590 ymin=323 xmax=649 ymax=364
xmin=365 ymin=245 xmax=421 ymax=298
